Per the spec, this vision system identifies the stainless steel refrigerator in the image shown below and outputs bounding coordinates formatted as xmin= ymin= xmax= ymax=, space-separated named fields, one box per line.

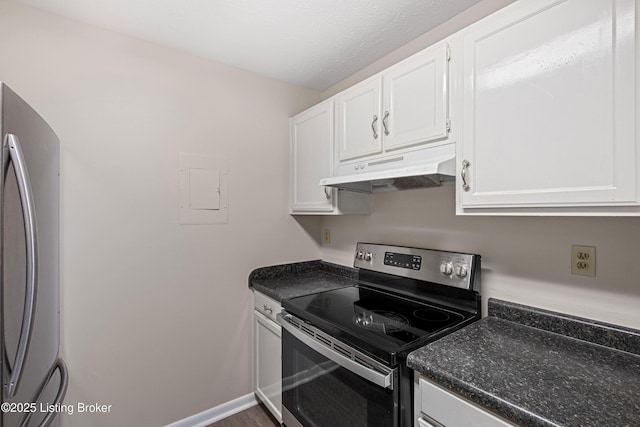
xmin=1 ymin=83 xmax=68 ymax=427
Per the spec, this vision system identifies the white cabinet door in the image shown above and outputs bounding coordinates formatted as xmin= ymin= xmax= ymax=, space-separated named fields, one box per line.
xmin=336 ymin=77 xmax=383 ymax=161
xmin=290 ymin=100 xmax=335 ymax=212
xmin=336 ymin=43 xmax=451 ymax=165
xmin=255 ymin=310 xmax=282 ymax=423
xmin=456 ymin=0 xmax=637 ymax=209
xmin=383 ymin=42 xmax=450 ymax=151
xmin=290 ymin=100 xmax=370 ymax=215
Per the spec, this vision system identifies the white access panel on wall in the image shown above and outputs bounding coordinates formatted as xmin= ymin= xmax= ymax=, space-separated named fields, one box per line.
xmin=189 ymin=168 xmax=220 ymax=210
xmin=179 ymin=153 xmax=229 ymax=224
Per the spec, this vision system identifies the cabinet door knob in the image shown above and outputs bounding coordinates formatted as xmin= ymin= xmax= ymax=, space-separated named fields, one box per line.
xmin=382 ymin=111 xmax=390 ymax=136
xmin=461 ymin=160 xmax=470 ymax=191
xmin=324 ymin=187 xmax=331 ymax=199
xmin=371 ymin=115 xmax=379 ymax=139
xmin=263 ymin=305 xmax=273 ymax=314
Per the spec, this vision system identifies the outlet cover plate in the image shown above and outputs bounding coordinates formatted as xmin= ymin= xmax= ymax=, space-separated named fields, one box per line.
xmin=323 ymin=228 xmax=331 ymax=245
xmin=571 ymin=245 xmax=596 ymax=277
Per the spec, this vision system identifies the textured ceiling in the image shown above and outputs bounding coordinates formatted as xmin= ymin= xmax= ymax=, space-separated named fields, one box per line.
xmin=14 ymin=0 xmax=482 ymax=90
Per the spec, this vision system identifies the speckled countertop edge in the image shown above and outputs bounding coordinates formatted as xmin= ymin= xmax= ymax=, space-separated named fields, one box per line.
xmin=249 ymin=259 xmax=357 ymax=282
xmin=488 ymin=298 xmax=640 ymax=355
xmin=407 ymin=298 xmax=640 ymax=427
xmin=249 ymin=260 xmax=358 ymax=302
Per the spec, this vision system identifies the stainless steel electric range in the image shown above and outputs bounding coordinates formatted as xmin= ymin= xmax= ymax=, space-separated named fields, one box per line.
xmin=278 ymin=243 xmax=481 ymax=427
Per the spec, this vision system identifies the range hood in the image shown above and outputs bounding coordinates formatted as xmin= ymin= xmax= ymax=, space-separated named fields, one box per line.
xmin=319 ymin=152 xmax=456 ymax=194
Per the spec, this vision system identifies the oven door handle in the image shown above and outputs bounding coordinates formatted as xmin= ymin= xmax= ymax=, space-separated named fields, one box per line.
xmin=279 ymin=314 xmax=395 ymax=390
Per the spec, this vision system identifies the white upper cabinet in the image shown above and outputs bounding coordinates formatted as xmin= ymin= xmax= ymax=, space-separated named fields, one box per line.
xmin=336 ymin=76 xmax=383 ymax=161
xmin=454 ymin=0 xmax=638 ymax=214
xmin=383 ymin=43 xmax=450 ymax=152
xmin=336 ymin=41 xmax=451 ymax=164
xmin=290 ymin=100 xmax=369 ymax=214
xmin=290 ymin=100 xmax=334 ymax=212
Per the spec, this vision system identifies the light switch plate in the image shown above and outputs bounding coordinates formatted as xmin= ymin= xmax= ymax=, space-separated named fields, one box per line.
xmin=571 ymin=245 xmax=595 ymax=277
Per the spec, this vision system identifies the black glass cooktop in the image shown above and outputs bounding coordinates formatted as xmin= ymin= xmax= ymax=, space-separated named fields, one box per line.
xmin=282 ymin=285 xmax=476 ymax=365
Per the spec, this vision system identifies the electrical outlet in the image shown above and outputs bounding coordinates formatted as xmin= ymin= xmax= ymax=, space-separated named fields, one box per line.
xmin=571 ymin=245 xmax=595 ymax=277
xmin=323 ymin=229 xmax=331 ymax=245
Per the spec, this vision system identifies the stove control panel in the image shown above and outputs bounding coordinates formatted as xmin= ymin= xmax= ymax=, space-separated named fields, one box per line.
xmin=354 ymin=243 xmax=480 ymax=291
xmin=384 ymin=252 xmax=422 ymax=270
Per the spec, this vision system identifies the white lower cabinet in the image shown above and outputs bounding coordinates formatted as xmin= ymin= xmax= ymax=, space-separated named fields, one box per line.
xmin=253 ymin=291 xmax=282 ymax=423
xmin=415 ymin=376 xmax=515 ymax=427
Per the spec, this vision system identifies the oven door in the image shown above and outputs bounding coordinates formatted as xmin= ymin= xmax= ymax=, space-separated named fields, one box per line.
xmin=280 ymin=313 xmax=398 ymax=427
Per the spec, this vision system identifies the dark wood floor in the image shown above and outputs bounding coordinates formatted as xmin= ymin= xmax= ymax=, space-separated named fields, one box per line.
xmin=208 ymin=403 xmax=280 ymax=427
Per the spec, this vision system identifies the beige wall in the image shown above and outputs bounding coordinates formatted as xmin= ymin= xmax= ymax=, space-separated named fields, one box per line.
xmin=2 ymin=0 xmax=639 ymax=424
xmin=320 ymin=187 xmax=640 ymax=329
xmin=319 ymin=0 xmax=640 ymax=330
xmin=0 ymin=1 xmax=321 ymax=425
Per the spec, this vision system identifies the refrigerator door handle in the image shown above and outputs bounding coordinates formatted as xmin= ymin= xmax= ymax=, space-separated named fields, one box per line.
xmin=18 ymin=358 xmax=68 ymax=427
xmin=3 ymin=133 xmax=39 ymax=399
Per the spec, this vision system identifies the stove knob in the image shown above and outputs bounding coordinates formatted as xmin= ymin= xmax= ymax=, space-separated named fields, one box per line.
xmin=454 ymin=264 xmax=468 ymax=278
xmin=356 ymin=250 xmax=365 ymax=260
xmin=364 ymin=251 xmax=373 ymax=262
xmin=440 ymin=262 xmax=453 ymax=275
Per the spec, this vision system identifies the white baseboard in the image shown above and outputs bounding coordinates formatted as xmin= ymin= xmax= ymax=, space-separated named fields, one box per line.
xmin=165 ymin=393 xmax=259 ymax=427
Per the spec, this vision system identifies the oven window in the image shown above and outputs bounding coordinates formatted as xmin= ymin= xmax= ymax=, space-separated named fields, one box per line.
xmin=282 ymin=329 xmax=397 ymax=427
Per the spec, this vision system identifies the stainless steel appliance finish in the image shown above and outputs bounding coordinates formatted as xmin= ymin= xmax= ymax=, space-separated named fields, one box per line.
xmin=281 ymin=312 xmax=399 ymax=427
xmin=353 ymin=242 xmax=480 ymax=291
xmin=280 ymin=243 xmax=481 ymax=427
xmin=279 ymin=312 xmax=396 ymax=389
xmin=1 ymin=82 xmax=68 ymax=427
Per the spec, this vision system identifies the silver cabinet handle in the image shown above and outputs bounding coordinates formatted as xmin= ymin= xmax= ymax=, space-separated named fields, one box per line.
xmin=371 ymin=115 xmax=378 ymax=139
xmin=263 ymin=305 xmax=273 ymax=315
xmin=324 ymin=187 xmax=331 ymax=199
xmin=461 ymin=160 xmax=470 ymax=192
xmin=382 ymin=111 xmax=390 ymax=136
xmin=3 ymin=134 xmax=38 ymax=399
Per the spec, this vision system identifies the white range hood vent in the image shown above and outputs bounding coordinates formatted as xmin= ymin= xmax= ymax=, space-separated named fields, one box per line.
xmin=319 ymin=154 xmax=456 ymax=194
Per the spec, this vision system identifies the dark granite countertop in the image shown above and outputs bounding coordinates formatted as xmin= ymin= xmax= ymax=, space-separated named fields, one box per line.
xmin=407 ymin=298 xmax=640 ymax=426
xmin=249 ymin=260 xmax=357 ymax=302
